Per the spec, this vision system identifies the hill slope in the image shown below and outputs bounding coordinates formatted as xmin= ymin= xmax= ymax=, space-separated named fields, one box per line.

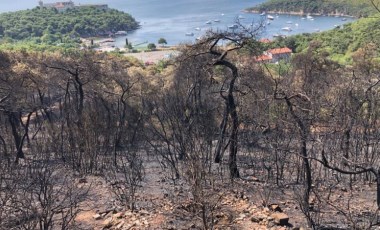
xmin=272 ymin=15 xmax=380 ymax=63
xmin=247 ymin=0 xmax=376 ymax=17
xmin=0 ymin=7 xmax=139 ymax=42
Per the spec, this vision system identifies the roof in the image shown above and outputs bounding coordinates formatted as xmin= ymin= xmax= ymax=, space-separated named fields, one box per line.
xmin=259 ymin=38 xmax=272 ymax=43
xmin=267 ymin=47 xmax=292 ymax=55
xmin=255 ymin=54 xmax=272 ymax=62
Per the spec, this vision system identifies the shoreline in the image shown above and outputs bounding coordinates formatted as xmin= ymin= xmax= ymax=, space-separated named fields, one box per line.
xmin=243 ymin=9 xmax=356 ymax=18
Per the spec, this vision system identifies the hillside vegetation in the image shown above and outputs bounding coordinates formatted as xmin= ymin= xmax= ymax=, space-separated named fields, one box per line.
xmin=248 ymin=0 xmax=377 ymax=17
xmin=0 ymin=6 xmax=139 ymax=44
xmin=271 ymin=14 xmax=380 ymax=63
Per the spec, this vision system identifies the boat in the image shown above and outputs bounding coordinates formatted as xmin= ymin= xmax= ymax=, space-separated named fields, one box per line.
xmin=334 ymin=25 xmax=340 ymax=28
xmin=194 ymin=27 xmax=201 ymax=31
xmin=228 ymin=24 xmax=239 ymax=29
xmin=267 ymin=15 xmax=274 ymax=20
xmin=301 ymin=17 xmax=306 ymax=20
xmin=238 ymin=15 xmax=245 ymax=19
xmin=115 ymin=31 xmax=127 ymax=35
xmin=267 ymin=21 xmax=271 ymax=25
xmin=286 ymin=21 xmax=292 ymax=24
xmin=295 ymin=23 xmax=299 ymax=26
xmin=281 ymin=27 xmax=292 ymax=31
xmin=221 ymin=13 xmax=225 ymax=16
xmin=205 ymin=20 xmax=212 ymax=24
xmin=214 ymin=19 xmax=221 ymax=22
xmin=185 ymin=32 xmax=194 ymax=36
xmin=341 ymin=18 xmax=347 ymax=21
xmin=260 ymin=12 xmax=266 ymax=16
xmin=196 ymin=37 xmax=202 ymax=41
xmin=307 ymin=15 xmax=314 ymax=20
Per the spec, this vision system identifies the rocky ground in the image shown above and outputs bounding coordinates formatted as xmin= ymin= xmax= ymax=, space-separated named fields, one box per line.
xmin=73 ymin=155 xmax=379 ymax=230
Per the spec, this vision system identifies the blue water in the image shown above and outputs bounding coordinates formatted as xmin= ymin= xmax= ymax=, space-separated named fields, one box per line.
xmin=0 ymin=0 xmax=355 ymax=46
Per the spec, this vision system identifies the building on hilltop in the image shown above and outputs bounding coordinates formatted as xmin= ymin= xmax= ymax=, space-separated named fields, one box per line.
xmin=38 ymin=1 xmax=108 ymax=12
xmin=255 ymin=47 xmax=292 ymax=63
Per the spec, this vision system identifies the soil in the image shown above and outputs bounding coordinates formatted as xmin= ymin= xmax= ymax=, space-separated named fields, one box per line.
xmin=72 ymin=154 xmax=380 ymax=230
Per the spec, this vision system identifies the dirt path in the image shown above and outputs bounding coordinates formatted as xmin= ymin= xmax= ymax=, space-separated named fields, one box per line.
xmin=124 ymin=50 xmax=180 ymax=64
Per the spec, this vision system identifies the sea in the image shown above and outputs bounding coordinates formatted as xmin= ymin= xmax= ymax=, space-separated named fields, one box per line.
xmin=0 ymin=0 xmax=356 ymax=47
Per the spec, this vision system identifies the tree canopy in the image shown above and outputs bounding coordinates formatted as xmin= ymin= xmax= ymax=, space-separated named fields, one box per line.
xmin=0 ymin=6 xmax=139 ymax=43
xmin=248 ymin=0 xmax=377 ymax=17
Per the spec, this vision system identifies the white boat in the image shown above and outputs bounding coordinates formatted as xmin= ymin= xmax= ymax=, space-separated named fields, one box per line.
xmin=194 ymin=27 xmax=201 ymax=31
xmin=260 ymin=12 xmax=266 ymax=16
xmin=238 ymin=15 xmax=245 ymax=19
xmin=214 ymin=19 xmax=221 ymax=22
xmin=115 ymin=31 xmax=127 ymax=35
xmin=196 ymin=37 xmax=202 ymax=41
xmin=267 ymin=15 xmax=274 ymax=20
xmin=205 ymin=20 xmax=212 ymax=24
xmin=301 ymin=17 xmax=306 ymax=20
xmin=185 ymin=32 xmax=194 ymax=36
xmin=221 ymin=13 xmax=225 ymax=16
xmin=334 ymin=25 xmax=340 ymax=28
xmin=295 ymin=23 xmax=299 ymax=26
xmin=286 ymin=21 xmax=292 ymax=24
xmin=307 ymin=15 xmax=314 ymax=19
xmin=228 ymin=24 xmax=238 ymax=29
xmin=281 ymin=27 xmax=292 ymax=31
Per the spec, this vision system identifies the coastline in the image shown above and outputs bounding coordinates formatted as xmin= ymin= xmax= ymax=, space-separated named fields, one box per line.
xmin=244 ymin=9 xmax=356 ymax=18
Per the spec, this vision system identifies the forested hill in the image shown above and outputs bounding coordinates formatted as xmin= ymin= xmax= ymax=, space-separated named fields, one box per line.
xmin=272 ymin=14 xmax=380 ymax=64
xmin=247 ymin=0 xmax=376 ymax=17
xmin=0 ymin=7 xmax=139 ymax=42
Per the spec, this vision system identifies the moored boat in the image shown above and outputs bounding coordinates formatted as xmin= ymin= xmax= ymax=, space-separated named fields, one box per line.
xmin=281 ymin=27 xmax=292 ymax=31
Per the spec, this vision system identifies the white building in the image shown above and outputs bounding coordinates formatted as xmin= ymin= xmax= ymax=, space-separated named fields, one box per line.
xmin=38 ymin=1 xmax=108 ymax=12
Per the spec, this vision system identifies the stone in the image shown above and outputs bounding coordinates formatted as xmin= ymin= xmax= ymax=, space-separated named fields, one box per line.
xmin=78 ymin=178 xmax=88 ymax=183
xmin=115 ymin=221 xmax=125 ymax=229
xmin=102 ymin=217 xmax=113 ymax=228
xmin=271 ymin=212 xmax=289 ymax=226
xmin=113 ymin=212 xmax=124 ymax=219
xmin=93 ymin=213 xmax=102 ymax=220
xmin=270 ymin=204 xmax=282 ymax=212
xmin=251 ymin=216 xmax=260 ymax=223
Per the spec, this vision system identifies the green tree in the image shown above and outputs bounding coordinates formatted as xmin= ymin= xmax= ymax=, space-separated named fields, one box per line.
xmin=158 ymin=38 xmax=167 ymax=46
xmin=147 ymin=43 xmax=156 ymax=50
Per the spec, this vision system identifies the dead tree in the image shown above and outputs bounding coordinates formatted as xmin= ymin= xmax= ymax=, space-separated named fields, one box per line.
xmin=182 ymin=23 xmax=264 ymax=179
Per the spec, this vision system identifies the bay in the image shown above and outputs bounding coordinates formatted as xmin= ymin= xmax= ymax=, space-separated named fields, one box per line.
xmin=0 ymin=0 xmax=355 ymax=46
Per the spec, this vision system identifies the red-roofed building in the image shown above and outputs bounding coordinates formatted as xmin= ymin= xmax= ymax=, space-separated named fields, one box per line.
xmin=255 ymin=47 xmax=292 ymax=63
xmin=259 ymin=38 xmax=272 ymax=44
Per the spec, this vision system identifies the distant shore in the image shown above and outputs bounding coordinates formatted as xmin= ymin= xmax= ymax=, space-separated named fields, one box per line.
xmin=244 ymin=10 xmax=356 ymax=18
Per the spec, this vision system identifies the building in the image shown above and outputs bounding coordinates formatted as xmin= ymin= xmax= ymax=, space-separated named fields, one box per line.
xmin=38 ymin=1 xmax=108 ymax=12
xmin=39 ymin=1 xmax=75 ymax=12
xmin=255 ymin=47 xmax=292 ymax=63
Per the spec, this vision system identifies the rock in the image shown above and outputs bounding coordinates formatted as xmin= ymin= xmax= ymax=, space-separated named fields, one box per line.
xmin=115 ymin=221 xmax=125 ymax=229
xmin=140 ymin=209 xmax=149 ymax=215
xmin=78 ymin=178 xmax=88 ymax=183
xmin=271 ymin=212 xmax=289 ymax=226
xmin=251 ymin=216 xmax=260 ymax=223
xmin=124 ymin=211 xmax=133 ymax=216
xmin=113 ymin=212 xmax=124 ymax=219
xmin=270 ymin=204 xmax=282 ymax=212
xmin=93 ymin=213 xmax=102 ymax=220
xmin=102 ymin=217 xmax=113 ymax=229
